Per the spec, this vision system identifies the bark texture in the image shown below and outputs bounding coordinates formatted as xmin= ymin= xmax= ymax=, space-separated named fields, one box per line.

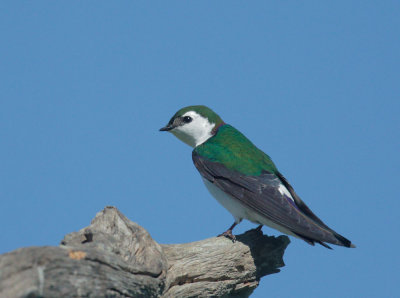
xmin=0 ymin=206 xmax=290 ymax=297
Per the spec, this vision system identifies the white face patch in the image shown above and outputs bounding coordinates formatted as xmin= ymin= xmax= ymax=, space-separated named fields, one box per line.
xmin=170 ymin=111 xmax=215 ymax=147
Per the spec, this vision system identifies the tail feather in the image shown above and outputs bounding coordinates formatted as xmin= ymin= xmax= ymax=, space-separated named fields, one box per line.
xmin=293 ymin=231 xmax=354 ymax=249
xmin=332 ymin=232 xmax=356 ymax=248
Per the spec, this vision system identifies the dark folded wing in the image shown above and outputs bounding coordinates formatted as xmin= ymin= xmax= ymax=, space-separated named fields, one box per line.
xmin=193 ymin=152 xmax=346 ymax=246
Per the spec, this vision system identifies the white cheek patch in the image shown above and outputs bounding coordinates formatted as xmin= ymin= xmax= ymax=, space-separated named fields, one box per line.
xmin=172 ymin=111 xmax=215 ymax=147
xmin=171 ymin=128 xmax=196 ymax=148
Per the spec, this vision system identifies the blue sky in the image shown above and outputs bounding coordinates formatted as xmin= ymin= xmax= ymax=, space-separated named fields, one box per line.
xmin=1 ymin=2 xmax=399 ymax=297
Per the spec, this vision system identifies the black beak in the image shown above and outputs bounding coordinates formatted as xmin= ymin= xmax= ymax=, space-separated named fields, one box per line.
xmin=159 ymin=125 xmax=174 ymax=131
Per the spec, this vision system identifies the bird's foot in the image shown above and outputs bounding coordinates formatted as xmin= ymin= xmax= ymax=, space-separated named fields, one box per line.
xmin=218 ymin=230 xmax=236 ymax=242
xmin=247 ymin=225 xmax=263 ymax=236
xmin=218 ymin=222 xmax=238 ymax=242
xmin=254 ymin=224 xmax=263 ymax=233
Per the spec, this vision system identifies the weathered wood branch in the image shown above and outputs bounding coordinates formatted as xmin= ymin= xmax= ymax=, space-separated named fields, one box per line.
xmin=0 ymin=206 xmax=290 ymax=297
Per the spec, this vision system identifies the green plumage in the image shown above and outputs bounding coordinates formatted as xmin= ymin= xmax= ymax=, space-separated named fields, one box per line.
xmin=194 ymin=125 xmax=278 ymax=176
xmin=169 ymin=105 xmax=224 ymax=126
xmin=161 ymin=105 xmax=354 ymax=248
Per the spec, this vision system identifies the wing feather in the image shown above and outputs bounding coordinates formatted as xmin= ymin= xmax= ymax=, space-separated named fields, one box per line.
xmin=193 ymin=152 xmax=349 ymax=247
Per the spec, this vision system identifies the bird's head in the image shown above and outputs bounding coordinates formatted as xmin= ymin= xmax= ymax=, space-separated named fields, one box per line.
xmin=160 ymin=105 xmax=225 ymax=147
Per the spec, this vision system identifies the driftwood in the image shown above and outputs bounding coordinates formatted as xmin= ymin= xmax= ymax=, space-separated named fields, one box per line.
xmin=0 ymin=206 xmax=290 ymax=297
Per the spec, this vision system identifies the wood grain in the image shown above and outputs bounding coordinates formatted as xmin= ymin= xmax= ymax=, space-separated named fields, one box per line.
xmin=0 ymin=206 xmax=290 ymax=297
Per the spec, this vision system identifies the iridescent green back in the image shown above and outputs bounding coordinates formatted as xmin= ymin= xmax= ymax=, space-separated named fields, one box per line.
xmin=194 ymin=125 xmax=278 ymax=176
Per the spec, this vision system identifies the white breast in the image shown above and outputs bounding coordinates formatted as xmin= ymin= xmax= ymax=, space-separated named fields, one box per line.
xmin=202 ymin=178 xmax=297 ymax=237
xmin=202 ymin=178 xmax=249 ymax=224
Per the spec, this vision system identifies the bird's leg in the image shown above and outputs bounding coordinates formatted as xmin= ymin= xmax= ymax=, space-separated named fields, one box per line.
xmin=248 ymin=224 xmax=263 ymax=235
xmin=218 ymin=222 xmax=238 ymax=242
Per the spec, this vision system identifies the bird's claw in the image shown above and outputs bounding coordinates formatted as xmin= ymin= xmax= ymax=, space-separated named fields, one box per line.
xmin=218 ymin=230 xmax=236 ymax=242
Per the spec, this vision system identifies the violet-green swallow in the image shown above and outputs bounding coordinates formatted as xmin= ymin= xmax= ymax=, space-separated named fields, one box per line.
xmin=160 ymin=105 xmax=355 ymax=248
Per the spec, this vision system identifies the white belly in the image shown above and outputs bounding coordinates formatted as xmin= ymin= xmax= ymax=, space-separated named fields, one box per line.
xmin=202 ymin=178 xmax=296 ymax=237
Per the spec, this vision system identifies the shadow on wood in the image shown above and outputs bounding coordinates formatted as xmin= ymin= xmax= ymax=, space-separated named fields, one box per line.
xmin=0 ymin=206 xmax=290 ymax=297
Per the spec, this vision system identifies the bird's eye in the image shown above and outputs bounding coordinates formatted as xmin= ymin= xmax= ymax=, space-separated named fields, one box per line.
xmin=183 ymin=116 xmax=192 ymax=123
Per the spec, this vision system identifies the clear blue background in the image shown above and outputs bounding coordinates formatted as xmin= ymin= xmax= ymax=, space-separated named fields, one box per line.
xmin=1 ymin=2 xmax=399 ymax=297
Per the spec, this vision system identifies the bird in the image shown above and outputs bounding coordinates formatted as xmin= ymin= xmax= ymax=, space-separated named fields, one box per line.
xmin=160 ymin=105 xmax=355 ymax=249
